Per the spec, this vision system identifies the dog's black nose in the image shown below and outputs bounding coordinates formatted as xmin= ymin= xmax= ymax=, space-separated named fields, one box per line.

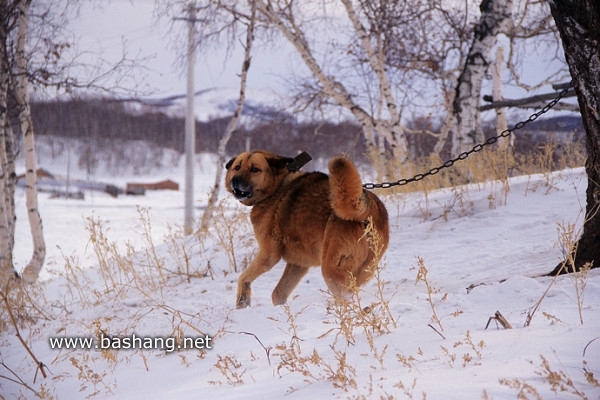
xmin=230 ymin=176 xmax=252 ymax=200
xmin=231 ymin=176 xmax=245 ymax=187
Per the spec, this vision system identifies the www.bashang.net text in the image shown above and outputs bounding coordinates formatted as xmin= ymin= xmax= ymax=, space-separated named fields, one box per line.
xmin=49 ymin=333 xmax=212 ymax=353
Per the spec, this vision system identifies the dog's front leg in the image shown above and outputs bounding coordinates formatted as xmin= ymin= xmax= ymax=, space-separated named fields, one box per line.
xmin=236 ymin=252 xmax=280 ymax=308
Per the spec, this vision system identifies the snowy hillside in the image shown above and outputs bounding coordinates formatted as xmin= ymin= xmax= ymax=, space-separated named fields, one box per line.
xmin=3 ymin=158 xmax=600 ymax=399
xmin=130 ymin=87 xmax=289 ymax=123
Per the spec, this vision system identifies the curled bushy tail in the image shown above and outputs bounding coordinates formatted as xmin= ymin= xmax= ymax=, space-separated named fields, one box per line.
xmin=328 ymin=156 xmax=372 ymax=221
xmin=324 ymin=156 xmax=390 ymax=298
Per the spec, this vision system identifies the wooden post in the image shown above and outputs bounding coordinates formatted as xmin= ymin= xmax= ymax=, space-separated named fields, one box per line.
xmin=184 ymin=3 xmax=196 ymax=236
xmin=491 ymin=46 xmax=513 ymax=151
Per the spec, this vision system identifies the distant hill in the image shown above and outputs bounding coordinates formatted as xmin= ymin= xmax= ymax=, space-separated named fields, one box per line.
xmin=517 ymin=115 xmax=584 ymax=133
xmin=28 ymin=95 xmax=586 ymax=176
xmin=508 ymin=115 xmax=586 ymax=153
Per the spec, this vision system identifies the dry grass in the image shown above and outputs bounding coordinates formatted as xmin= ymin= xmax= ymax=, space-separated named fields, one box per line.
xmin=501 ymin=349 xmax=599 ymax=400
xmin=199 ymin=199 xmax=254 ymax=275
xmin=414 ymin=256 xmax=446 ymax=333
xmin=377 ymin=139 xmax=585 ymax=199
xmin=1 ymin=203 xmax=251 ymax=398
xmin=525 ymin=205 xmax=588 ymax=327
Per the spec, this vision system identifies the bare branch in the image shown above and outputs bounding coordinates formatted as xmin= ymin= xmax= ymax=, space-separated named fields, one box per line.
xmin=1 ymin=283 xmax=48 ymax=381
xmin=480 ymin=88 xmax=577 ymax=111
xmin=200 ymin=0 xmax=257 ymax=232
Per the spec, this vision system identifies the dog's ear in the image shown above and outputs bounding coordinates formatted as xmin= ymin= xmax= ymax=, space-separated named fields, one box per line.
xmin=267 ymin=155 xmax=295 ymax=172
xmin=225 ymin=157 xmax=236 ymax=170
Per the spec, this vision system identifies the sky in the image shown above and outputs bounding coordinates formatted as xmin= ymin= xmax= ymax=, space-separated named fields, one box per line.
xmin=62 ymin=0 xmax=576 ymax=127
xmin=67 ymin=0 xmax=292 ymax=99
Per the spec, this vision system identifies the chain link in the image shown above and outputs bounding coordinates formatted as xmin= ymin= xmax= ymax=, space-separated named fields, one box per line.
xmin=363 ymin=83 xmax=574 ymax=190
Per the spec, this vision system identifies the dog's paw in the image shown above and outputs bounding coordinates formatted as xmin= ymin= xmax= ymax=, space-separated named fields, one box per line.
xmin=236 ymin=296 xmax=251 ymax=309
xmin=271 ymin=291 xmax=287 ymax=306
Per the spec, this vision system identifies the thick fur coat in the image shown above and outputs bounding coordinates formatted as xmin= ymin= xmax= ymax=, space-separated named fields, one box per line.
xmin=225 ymin=150 xmax=389 ymax=308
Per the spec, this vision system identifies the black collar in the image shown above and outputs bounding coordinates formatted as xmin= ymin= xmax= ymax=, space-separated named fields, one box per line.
xmin=286 ymin=151 xmax=312 ymax=172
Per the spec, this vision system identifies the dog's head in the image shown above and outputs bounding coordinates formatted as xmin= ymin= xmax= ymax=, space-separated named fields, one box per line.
xmin=225 ymin=151 xmax=295 ymax=206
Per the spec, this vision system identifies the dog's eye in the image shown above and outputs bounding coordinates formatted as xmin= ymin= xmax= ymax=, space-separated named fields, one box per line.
xmin=250 ymin=167 xmax=260 ymax=173
xmin=234 ymin=165 xmax=241 ymax=171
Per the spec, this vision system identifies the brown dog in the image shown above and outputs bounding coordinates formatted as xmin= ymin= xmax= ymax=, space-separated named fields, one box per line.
xmin=225 ymin=150 xmax=389 ymax=308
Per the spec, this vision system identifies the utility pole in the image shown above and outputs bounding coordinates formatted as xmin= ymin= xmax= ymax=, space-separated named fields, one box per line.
xmin=183 ymin=3 xmax=196 ymax=235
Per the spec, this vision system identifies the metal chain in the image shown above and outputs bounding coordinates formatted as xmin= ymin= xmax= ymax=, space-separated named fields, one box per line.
xmin=363 ymin=82 xmax=574 ymax=190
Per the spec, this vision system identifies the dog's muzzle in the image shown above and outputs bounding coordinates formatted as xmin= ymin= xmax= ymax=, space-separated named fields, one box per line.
xmin=230 ymin=176 xmax=253 ymax=201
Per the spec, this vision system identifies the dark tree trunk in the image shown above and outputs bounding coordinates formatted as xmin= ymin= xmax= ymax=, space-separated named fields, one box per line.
xmin=547 ymin=0 xmax=600 ymax=275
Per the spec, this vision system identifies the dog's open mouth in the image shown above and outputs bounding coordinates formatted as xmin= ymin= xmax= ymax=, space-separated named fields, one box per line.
xmin=229 ymin=176 xmax=253 ymax=201
xmin=232 ymin=187 xmax=252 ymax=200
xmin=230 ymin=176 xmax=254 ymax=202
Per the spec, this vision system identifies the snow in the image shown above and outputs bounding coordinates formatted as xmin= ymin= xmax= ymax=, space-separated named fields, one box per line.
xmin=3 ymin=153 xmax=600 ymax=399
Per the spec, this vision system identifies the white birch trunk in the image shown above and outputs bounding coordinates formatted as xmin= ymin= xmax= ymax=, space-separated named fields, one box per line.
xmin=0 ymin=38 xmax=17 ymax=282
xmin=339 ymin=0 xmax=409 ymax=164
xmin=14 ymin=0 xmax=46 ymax=283
xmin=491 ymin=46 xmax=512 ymax=150
xmin=0 ymin=123 xmax=17 ymax=282
xmin=432 ymin=107 xmax=455 ymax=156
xmin=451 ymin=0 xmax=513 ymax=157
xmin=200 ymin=2 xmax=256 ymax=232
xmin=0 ymin=157 xmax=14 ymax=282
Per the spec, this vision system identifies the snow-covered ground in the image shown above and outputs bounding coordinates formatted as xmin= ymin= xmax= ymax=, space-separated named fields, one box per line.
xmin=3 ymin=151 xmax=599 ymax=399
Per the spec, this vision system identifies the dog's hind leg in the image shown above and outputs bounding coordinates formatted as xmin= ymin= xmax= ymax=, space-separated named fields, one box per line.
xmin=320 ymin=218 xmax=372 ymax=301
xmin=236 ymin=252 xmax=280 ymax=308
xmin=271 ymin=263 xmax=310 ymax=305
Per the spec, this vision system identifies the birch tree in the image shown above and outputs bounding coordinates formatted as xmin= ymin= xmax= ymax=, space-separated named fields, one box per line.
xmin=450 ymin=0 xmax=513 ymax=157
xmin=255 ymin=0 xmax=410 ymax=169
xmin=490 ymin=46 xmax=510 ymax=149
xmin=252 ymin=0 xmax=474 ymax=170
xmin=167 ymin=0 xmax=564 ymax=184
xmin=0 ymin=0 xmax=46 ymax=284
xmin=13 ymin=0 xmax=45 ymax=283
xmin=1 ymin=0 xmax=23 ymax=284
xmin=0 ymin=128 xmax=15 ymax=282
xmin=0 ymin=116 xmax=17 ymax=284
xmin=249 ymin=0 xmax=552 ymax=163
xmin=1 ymin=0 xmax=148 ymax=284
xmin=432 ymin=0 xmax=563 ymax=160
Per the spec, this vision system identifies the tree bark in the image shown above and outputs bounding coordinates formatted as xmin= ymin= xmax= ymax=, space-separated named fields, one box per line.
xmin=547 ymin=0 xmax=600 ymax=275
xmin=452 ymin=0 xmax=513 ymax=157
xmin=255 ymin=0 xmax=409 ymax=170
xmin=480 ymin=88 xmax=578 ymax=111
xmin=0 ymin=104 xmax=17 ymax=283
xmin=13 ymin=0 xmax=46 ymax=282
xmin=0 ymin=0 xmax=18 ymax=283
xmin=491 ymin=46 xmax=512 ymax=151
xmin=340 ymin=0 xmax=409 ymax=164
xmin=0 ymin=118 xmax=17 ymax=281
